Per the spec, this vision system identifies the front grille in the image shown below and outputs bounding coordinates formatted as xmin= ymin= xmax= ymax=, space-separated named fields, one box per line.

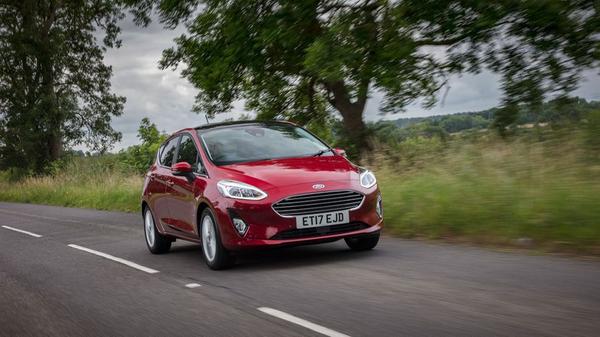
xmin=272 ymin=190 xmax=364 ymax=216
xmin=271 ymin=222 xmax=369 ymax=240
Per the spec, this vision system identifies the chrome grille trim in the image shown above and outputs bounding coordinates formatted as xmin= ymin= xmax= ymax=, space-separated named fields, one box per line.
xmin=272 ymin=190 xmax=365 ymax=217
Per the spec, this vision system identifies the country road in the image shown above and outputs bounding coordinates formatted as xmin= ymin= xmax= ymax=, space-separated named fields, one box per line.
xmin=1 ymin=202 xmax=599 ymax=337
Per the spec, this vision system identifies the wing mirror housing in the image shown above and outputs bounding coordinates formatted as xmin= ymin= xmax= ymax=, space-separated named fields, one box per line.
xmin=172 ymin=162 xmax=194 ymax=178
xmin=333 ymin=148 xmax=347 ymax=157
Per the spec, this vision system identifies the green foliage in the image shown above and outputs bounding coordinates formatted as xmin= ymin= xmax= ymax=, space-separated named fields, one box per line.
xmin=0 ymin=156 xmax=141 ymax=212
xmin=118 ymin=118 xmax=167 ymax=173
xmin=0 ymin=0 xmax=126 ymax=173
xmin=2 ymin=119 xmax=599 ymax=254
xmin=583 ymin=110 xmax=600 ymax=156
xmin=375 ymin=127 xmax=600 ymax=254
xmin=1 ymin=116 xmax=599 ymax=254
xmin=370 ymin=98 xmax=600 ymax=141
xmin=124 ymin=0 xmax=599 ymax=149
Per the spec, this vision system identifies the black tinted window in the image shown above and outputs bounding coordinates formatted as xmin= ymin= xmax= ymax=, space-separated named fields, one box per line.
xmin=160 ymin=136 xmax=179 ymax=166
xmin=176 ymin=134 xmax=201 ymax=172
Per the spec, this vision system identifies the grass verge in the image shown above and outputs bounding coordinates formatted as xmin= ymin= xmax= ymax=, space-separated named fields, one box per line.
xmin=0 ymin=157 xmax=141 ymax=212
xmin=375 ymin=128 xmax=600 ymax=255
xmin=1 ymin=126 xmax=599 ymax=254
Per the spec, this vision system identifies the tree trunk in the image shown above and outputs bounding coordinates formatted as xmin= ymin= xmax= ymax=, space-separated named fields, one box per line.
xmin=38 ymin=1 xmax=62 ymax=163
xmin=337 ymin=104 xmax=370 ymax=155
xmin=325 ymin=81 xmax=371 ymax=157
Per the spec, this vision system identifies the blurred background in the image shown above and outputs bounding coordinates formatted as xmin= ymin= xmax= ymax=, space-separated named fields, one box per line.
xmin=1 ymin=0 xmax=599 ymax=254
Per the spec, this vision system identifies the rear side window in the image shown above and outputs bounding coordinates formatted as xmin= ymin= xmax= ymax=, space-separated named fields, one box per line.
xmin=175 ymin=134 xmax=201 ymax=172
xmin=159 ymin=136 xmax=179 ymax=166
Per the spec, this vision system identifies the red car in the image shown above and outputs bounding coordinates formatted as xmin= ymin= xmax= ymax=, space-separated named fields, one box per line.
xmin=141 ymin=121 xmax=383 ymax=269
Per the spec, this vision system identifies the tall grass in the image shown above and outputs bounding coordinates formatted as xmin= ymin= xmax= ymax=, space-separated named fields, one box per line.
xmin=1 ymin=121 xmax=599 ymax=254
xmin=374 ymin=127 xmax=600 ymax=254
xmin=0 ymin=156 xmax=142 ymax=212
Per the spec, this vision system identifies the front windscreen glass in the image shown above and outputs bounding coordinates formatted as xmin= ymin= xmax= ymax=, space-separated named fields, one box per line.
xmin=199 ymin=124 xmax=330 ymax=165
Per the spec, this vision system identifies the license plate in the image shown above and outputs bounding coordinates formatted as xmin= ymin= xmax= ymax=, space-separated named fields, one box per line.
xmin=295 ymin=210 xmax=349 ymax=229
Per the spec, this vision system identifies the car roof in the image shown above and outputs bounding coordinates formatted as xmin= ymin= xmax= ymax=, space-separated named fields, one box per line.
xmin=165 ymin=120 xmax=300 ymax=141
xmin=192 ymin=120 xmax=297 ymax=133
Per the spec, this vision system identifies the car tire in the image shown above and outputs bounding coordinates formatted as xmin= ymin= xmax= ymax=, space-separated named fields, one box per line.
xmin=345 ymin=232 xmax=380 ymax=251
xmin=200 ymin=208 xmax=235 ymax=270
xmin=143 ymin=206 xmax=172 ymax=254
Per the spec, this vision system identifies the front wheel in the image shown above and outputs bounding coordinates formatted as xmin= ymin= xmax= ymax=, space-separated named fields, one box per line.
xmin=200 ymin=209 xmax=235 ymax=270
xmin=345 ymin=233 xmax=380 ymax=251
xmin=144 ymin=206 xmax=172 ymax=254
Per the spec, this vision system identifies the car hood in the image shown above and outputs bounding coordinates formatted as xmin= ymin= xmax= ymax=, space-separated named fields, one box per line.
xmin=216 ymin=155 xmax=360 ymax=190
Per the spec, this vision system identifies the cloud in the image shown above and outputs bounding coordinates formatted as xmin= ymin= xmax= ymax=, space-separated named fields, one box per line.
xmin=101 ymin=19 xmax=247 ymax=150
xmin=102 ymin=18 xmax=600 ymax=150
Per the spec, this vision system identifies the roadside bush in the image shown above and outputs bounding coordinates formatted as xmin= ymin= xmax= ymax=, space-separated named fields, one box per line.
xmin=117 ymin=118 xmax=166 ymax=173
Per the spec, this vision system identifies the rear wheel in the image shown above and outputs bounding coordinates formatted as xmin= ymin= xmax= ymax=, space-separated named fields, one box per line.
xmin=144 ymin=206 xmax=172 ymax=254
xmin=200 ymin=208 xmax=235 ymax=270
xmin=345 ymin=232 xmax=380 ymax=251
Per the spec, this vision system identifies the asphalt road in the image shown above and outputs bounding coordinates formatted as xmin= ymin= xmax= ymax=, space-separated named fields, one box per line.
xmin=1 ymin=202 xmax=599 ymax=337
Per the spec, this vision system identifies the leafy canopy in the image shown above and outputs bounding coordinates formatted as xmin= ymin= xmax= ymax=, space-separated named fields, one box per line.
xmin=125 ymin=0 xmax=599 ymax=138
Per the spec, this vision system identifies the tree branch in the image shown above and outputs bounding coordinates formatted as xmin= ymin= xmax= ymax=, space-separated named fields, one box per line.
xmin=318 ymin=0 xmax=378 ymax=14
xmin=414 ymin=34 xmax=470 ymax=46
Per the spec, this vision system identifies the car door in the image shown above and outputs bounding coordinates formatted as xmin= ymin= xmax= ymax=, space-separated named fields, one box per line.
xmin=152 ymin=135 xmax=180 ymax=229
xmin=165 ymin=132 xmax=208 ymax=237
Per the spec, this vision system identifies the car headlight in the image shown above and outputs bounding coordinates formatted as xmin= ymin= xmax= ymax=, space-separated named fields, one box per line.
xmin=359 ymin=169 xmax=377 ymax=188
xmin=217 ymin=180 xmax=267 ymax=200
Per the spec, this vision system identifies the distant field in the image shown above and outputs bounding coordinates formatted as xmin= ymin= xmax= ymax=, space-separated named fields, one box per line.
xmin=1 ymin=125 xmax=599 ymax=254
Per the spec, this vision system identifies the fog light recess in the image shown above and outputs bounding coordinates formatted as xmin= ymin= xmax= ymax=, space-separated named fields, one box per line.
xmin=376 ymin=194 xmax=383 ymax=219
xmin=232 ymin=217 xmax=248 ymax=236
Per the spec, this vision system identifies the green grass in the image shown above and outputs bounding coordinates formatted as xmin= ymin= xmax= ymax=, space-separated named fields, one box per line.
xmin=375 ymin=128 xmax=600 ymax=254
xmin=1 ymin=125 xmax=599 ymax=254
xmin=0 ymin=157 xmax=142 ymax=212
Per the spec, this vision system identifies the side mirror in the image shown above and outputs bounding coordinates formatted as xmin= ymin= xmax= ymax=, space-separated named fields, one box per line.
xmin=171 ymin=162 xmax=193 ymax=176
xmin=333 ymin=148 xmax=347 ymax=157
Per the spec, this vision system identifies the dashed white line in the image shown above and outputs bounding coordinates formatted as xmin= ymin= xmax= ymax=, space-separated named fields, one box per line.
xmin=0 ymin=209 xmax=131 ymax=232
xmin=185 ymin=283 xmax=202 ymax=288
xmin=67 ymin=244 xmax=159 ymax=274
xmin=258 ymin=307 xmax=351 ymax=337
xmin=2 ymin=225 xmax=42 ymax=238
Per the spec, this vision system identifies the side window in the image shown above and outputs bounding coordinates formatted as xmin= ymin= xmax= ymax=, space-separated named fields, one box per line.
xmin=159 ymin=136 xmax=179 ymax=166
xmin=176 ymin=134 xmax=202 ymax=173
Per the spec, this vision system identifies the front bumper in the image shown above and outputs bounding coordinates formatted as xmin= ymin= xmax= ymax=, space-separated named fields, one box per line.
xmin=213 ymin=186 xmax=383 ymax=250
xmin=225 ymin=220 xmax=382 ymax=249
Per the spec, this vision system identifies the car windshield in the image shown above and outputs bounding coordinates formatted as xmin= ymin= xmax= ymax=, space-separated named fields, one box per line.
xmin=198 ymin=123 xmax=330 ymax=165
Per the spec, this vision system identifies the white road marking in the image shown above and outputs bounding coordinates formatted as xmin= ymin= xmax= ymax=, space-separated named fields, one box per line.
xmin=185 ymin=283 xmax=202 ymax=288
xmin=0 ymin=209 xmax=130 ymax=232
xmin=258 ymin=307 xmax=351 ymax=337
xmin=67 ymin=244 xmax=159 ymax=274
xmin=1 ymin=225 xmax=42 ymax=238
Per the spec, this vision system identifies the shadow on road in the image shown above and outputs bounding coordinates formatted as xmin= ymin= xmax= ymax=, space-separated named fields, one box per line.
xmin=168 ymin=241 xmax=383 ymax=271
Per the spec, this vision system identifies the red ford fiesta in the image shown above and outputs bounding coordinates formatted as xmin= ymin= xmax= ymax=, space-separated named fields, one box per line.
xmin=141 ymin=121 xmax=383 ymax=269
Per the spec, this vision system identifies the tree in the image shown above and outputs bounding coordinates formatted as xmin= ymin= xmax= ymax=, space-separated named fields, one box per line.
xmin=0 ymin=0 xmax=126 ymax=173
xmin=119 ymin=118 xmax=166 ymax=173
xmin=125 ymin=0 xmax=599 ymax=154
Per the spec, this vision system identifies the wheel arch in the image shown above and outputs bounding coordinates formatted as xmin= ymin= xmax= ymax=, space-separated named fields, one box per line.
xmin=196 ymin=201 xmax=211 ymax=233
xmin=196 ymin=200 xmax=230 ymax=239
xmin=141 ymin=200 xmax=149 ymax=215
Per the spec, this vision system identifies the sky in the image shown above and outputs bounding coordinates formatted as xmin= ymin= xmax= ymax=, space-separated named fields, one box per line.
xmin=103 ymin=18 xmax=600 ymax=151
